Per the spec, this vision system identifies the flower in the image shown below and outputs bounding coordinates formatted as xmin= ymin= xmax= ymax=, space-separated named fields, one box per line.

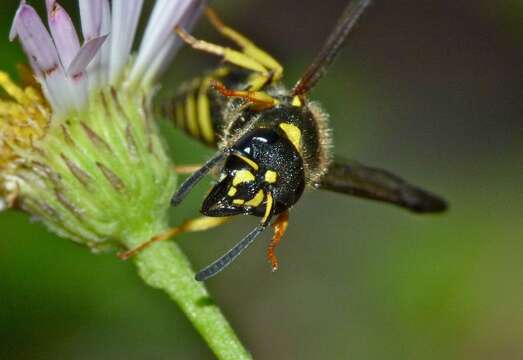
xmin=1 ymin=3 xmax=253 ymax=358
xmin=1 ymin=0 xmax=205 ymax=251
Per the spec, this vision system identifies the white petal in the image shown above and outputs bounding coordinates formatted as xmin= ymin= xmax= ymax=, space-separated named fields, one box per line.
xmin=82 ymin=0 xmax=111 ymax=91
xmin=79 ymin=0 xmax=104 ymax=41
xmin=109 ymin=0 xmax=144 ymax=84
xmin=130 ymin=0 xmax=206 ymax=87
xmin=141 ymin=0 xmax=204 ymax=86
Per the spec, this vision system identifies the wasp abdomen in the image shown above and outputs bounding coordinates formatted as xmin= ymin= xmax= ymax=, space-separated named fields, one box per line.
xmin=160 ymin=67 xmax=250 ymax=147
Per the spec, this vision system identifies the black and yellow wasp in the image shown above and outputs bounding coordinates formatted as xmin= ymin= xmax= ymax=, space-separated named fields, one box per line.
xmin=156 ymin=0 xmax=447 ymax=281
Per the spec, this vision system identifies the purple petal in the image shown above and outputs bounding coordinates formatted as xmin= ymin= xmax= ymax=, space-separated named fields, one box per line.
xmin=44 ymin=0 xmax=54 ymax=13
xmin=67 ymin=35 xmax=108 ymax=77
xmin=9 ymin=0 xmax=26 ymax=41
xmin=13 ymin=4 xmax=61 ymax=75
xmin=47 ymin=1 xmax=81 ymax=69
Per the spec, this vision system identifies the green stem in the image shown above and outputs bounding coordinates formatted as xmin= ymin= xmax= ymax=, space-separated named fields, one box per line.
xmin=132 ymin=237 xmax=252 ymax=360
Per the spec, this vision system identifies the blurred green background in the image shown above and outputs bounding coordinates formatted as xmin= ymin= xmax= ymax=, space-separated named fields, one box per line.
xmin=1 ymin=0 xmax=522 ymax=359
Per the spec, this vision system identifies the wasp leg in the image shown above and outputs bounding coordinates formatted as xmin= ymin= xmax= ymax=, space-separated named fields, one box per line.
xmin=173 ymin=164 xmax=203 ymax=175
xmin=205 ymin=8 xmax=283 ymax=82
xmin=118 ymin=216 xmax=231 ymax=260
xmin=268 ymin=210 xmax=289 ymax=271
xmin=210 ymin=79 xmax=277 ymax=110
xmin=175 ymin=27 xmax=272 ymax=91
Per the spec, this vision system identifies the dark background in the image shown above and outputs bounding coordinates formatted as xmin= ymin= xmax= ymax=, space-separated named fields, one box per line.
xmin=1 ymin=0 xmax=522 ymax=359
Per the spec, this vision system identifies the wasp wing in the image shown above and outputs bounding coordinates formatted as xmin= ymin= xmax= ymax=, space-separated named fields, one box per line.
xmin=319 ymin=158 xmax=448 ymax=213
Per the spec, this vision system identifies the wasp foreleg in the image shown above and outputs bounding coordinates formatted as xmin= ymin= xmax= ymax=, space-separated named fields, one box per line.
xmin=118 ymin=216 xmax=232 ymax=260
xmin=173 ymin=164 xmax=203 ymax=175
xmin=268 ymin=210 xmax=289 ymax=271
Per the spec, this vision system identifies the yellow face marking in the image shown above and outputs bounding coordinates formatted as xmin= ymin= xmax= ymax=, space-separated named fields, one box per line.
xmin=233 ymin=198 xmax=245 ymax=205
xmin=197 ymin=78 xmax=215 ymax=144
xmin=232 ymin=153 xmax=259 ymax=171
xmin=279 ymin=123 xmax=302 ymax=152
xmin=291 ymin=95 xmax=302 ymax=107
xmin=264 ymin=170 xmax=278 ymax=184
xmin=227 ymin=186 xmax=237 ymax=196
xmin=262 ymin=192 xmax=274 ymax=224
xmin=232 ymin=169 xmax=255 ymax=186
xmin=185 ymin=92 xmax=199 ymax=137
xmin=245 ymin=190 xmax=265 ymax=207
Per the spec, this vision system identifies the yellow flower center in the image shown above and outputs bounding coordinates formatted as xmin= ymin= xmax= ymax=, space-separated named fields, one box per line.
xmin=0 ymin=70 xmax=50 ymax=202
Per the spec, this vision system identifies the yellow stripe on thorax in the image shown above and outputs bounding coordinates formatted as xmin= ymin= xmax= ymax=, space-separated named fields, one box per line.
xmin=279 ymin=122 xmax=302 ymax=152
xmin=232 ymin=153 xmax=259 ymax=171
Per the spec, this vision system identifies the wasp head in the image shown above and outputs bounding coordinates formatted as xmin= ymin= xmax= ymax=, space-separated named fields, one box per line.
xmin=201 ymin=128 xmax=306 ymax=218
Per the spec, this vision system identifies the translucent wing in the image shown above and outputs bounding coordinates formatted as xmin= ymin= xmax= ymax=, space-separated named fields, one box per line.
xmin=320 ymin=158 xmax=448 ymax=214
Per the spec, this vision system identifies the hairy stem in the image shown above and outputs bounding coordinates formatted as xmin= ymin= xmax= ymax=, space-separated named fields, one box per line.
xmin=131 ymin=236 xmax=252 ymax=360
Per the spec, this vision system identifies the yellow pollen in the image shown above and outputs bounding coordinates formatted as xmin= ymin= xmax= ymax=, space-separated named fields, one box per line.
xmin=232 ymin=169 xmax=255 ymax=186
xmin=264 ymin=170 xmax=278 ymax=184
xmin=0 ymin=71 xmax=50 ymax=174
xmin=279 ymin=122 xmax=302 ymax=152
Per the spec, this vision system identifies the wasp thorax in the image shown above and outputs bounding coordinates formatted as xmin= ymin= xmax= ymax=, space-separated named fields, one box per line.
xmin=201 ymin=129 xmax=305 ymax=218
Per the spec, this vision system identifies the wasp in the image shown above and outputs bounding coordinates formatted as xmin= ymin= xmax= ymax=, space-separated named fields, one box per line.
xmin=132 ymin=0 xmax=447 ymax=281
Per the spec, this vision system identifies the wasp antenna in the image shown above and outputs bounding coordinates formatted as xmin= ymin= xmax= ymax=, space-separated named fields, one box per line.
xmin=171 ymin=150 xmax=227 ymax=206
xmin=196 ymin=192 xmax=275 ymax=281
xmin=292 ymin=0 xmax=371 ymax=96
xmin=195 ymin=225 xmax=266 ymax=281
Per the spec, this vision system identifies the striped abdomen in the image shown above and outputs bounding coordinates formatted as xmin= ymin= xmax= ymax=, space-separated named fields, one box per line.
xmin=160 ymin=67 xmax=249 ymax=147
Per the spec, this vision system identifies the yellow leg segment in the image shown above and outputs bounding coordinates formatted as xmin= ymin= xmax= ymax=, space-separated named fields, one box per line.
xmin=205 ymin=8 xmax=283 ymax=81
xmin=118 ymin=216 xmax=232 ymax=259
xmin=173 ymin=164 xmax=203 ymax=174
xmin=176 ymin=27 xmax=270 ymax=80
